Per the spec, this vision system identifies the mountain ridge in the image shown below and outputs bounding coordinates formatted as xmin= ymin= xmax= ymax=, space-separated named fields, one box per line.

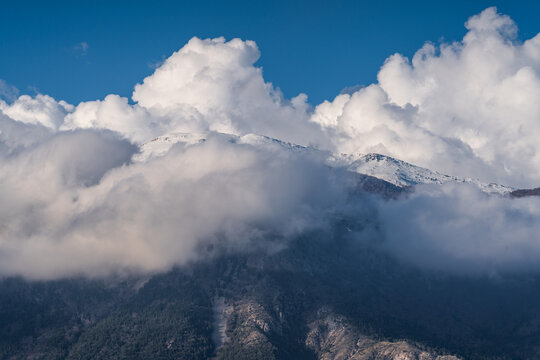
xmin=136 ymin=132 xmax=515 ymax=195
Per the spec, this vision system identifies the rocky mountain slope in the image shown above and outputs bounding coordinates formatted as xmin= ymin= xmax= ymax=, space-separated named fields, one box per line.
xmin=5 ymin=226 xmax=540 ymax=359
xmin=511 ymin=187 xmax=540 ymax=198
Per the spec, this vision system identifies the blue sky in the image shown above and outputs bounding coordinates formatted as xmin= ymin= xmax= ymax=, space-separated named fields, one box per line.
xmin=1 ymin=0 xmax=540 ymax=105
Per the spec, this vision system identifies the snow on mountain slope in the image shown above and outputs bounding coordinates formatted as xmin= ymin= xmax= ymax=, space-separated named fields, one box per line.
xmin=236 ymin=133 xmax=309 ymax=152
xmin=134 ymin=132 xmax=309 ymax=162
xmin=332 ymin=153 xmax=513 ymax=195
xmin=133 ymin=132 xmax=208 ymax=161
xmin=135 ymin=132 xmax=514 ymax=195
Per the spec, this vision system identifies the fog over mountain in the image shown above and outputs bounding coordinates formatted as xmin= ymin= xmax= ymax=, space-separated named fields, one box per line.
xmin=1 ymin=7 xmax=540 ymax=280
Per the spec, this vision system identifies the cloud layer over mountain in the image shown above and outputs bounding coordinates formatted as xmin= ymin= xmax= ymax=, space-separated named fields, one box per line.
xmin=0 ymin=7 xmax=540 ymax=278
xmin=0 ymin=126 xmax=341 ymax=279
xmin=378 ymin=183 xmax=540 ymax=275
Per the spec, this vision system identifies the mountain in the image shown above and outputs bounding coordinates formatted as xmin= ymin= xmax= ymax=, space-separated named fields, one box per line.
xmin=133 ymin=132 xmax=208 ymax=161
xmin=331 ymin=152 xmax=513 ymax=195
xmin=137 ymin=132 xmax=514 ymax=195
xmin=511 ymin=187 xmax=540 ymax=198
xmin=5 ymin=228 xmax=540 ymax=359
xmin=3 ymin=132 xmax=540 ymax=360
xmin=134 ymin=132 xmax=310 ymax=162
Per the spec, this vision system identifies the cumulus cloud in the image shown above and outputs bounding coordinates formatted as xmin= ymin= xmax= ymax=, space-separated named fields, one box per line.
xmin=0 ymin=113 xmax=53 ymax=156
xmin=1 ymin=7 xmax=540 ymax=279
xmin=64 ymin=37 xmax=325 ymax=146
xmin=62 ymin=94 xmax=153 ymax=143
xmin=0 ymin=94 xmax=74 ymax=129
xmin=312 ymin=7 xmax=540 ymax=188
xmin=131 ymin=37 xmax=323 ymax=146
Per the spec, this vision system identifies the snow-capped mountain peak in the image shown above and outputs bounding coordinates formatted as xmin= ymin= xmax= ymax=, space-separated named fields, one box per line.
xmin=135 ymin=132 xmax=514 ymax=195
xmin=335 ymin=153 xmax=513 ymax=195
xmin=133 ymin=132 xmax=208 ymax=161
xmin=134 ymin=132 xmax=310 ymax=162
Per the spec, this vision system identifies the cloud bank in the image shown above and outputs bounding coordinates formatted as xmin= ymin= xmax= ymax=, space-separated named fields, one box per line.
xmin=0 ymin=128 xmax=342 ymax=279
xmin=0 ymin=7 xmax=540 ymax=278
xmin=377 ymin=183 xmax=540 ymax=275
xmin=312 ymin=7 xmax=540 ymax=188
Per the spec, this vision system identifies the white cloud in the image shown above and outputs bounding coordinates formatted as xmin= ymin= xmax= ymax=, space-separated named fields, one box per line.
xmin=62 ymin=94 xmax=155 ymax=143
xmin=62 ymin=37 xmax=325 ymax=147
xmin=130 ymin=37 xmax=324 ymax=146
xmin=312 ymin=7 xmax=540 ymax=188
xmin=377 ymin=182 xmax=540 ymax=275
xmin=0 ymin=94 xmax=74 ymax=130
xmin=0 ymin=132 xmax=341 ymax=279
xmin=0 ymin=112 xmax=52 ymax=155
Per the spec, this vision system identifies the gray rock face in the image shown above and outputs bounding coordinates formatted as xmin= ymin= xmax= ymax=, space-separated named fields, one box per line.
xmin=306 ymin=308 xmax=460 ymax=360
xmin=211 ymin=295 xmax=463 ymax=360
xmin=510 ymin=187 xmax=540 ymax=197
